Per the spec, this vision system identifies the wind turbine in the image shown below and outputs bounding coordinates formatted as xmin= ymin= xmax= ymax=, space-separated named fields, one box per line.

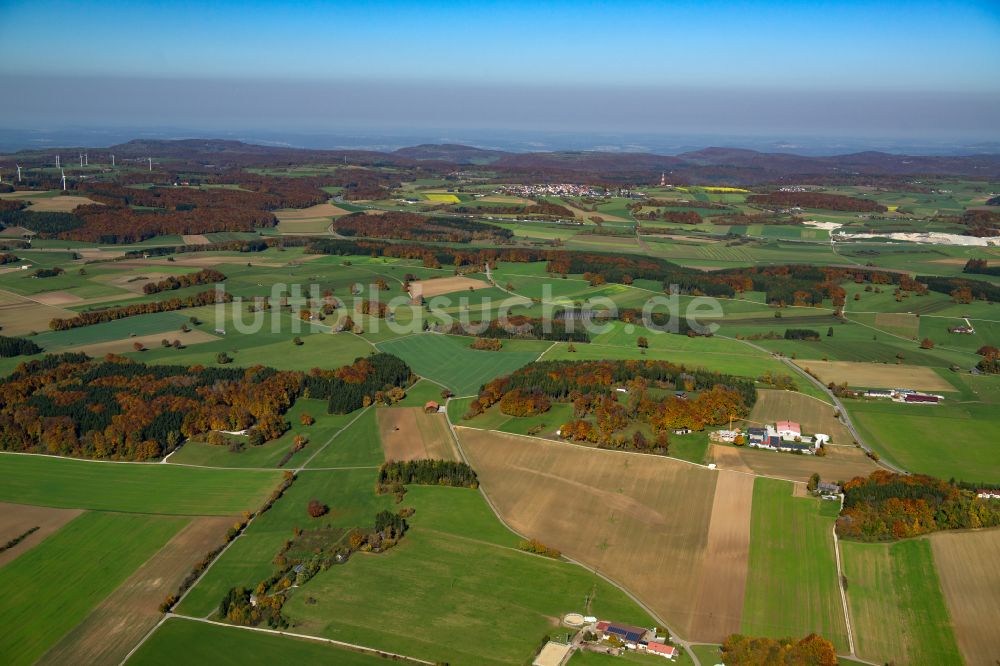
xmin=84 ymin=153 xmax=89 ymax=166
xmin=61 ymin=169 xmax=66 ymax=191
xmin=16 ymin=163 xmax=22 ymax=182
xmin=148 ymin=157 xmax=152 ymax=171
xmin=111 ymin=154 xmax=115 ymax=167
xmin=79 ymin=153 xmax=83 ymax=167
xmin=55 ymin=155 xmax=60 ymax=169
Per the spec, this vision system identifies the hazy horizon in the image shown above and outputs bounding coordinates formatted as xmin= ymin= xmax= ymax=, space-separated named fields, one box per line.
xmin=1 ymin=1 xmax=999 ymax=150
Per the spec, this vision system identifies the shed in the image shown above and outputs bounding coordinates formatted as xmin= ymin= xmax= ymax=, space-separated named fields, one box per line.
xmin=424 ymin=401 xmax=440 ymax=414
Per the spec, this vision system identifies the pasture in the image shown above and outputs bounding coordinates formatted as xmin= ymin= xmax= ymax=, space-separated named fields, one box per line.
xmin=929 ymin=529 xmax=1000 ymax=666
xmin=376 ymin=333 xmax=543 ymax=396
xmin=849 ymin=400 xmax=1000 ymax=483
xmin=841 ymin=539 xmax=961 ymax=665
xmin=0 ymin=511 xmax=187 ymax=666
xmin=280 ymin=485 xmax=655 ymax=665
xmin=126 ymin=616 xmax=395 ymax=666
xmin=38 ymin=516 xmax=233 ymax=666
xmin=0 ymin=454 xmax=282 ymax=514
xmin=740 ymin=478 xmax=849 ymax=652
xmin=457 ymin=427 xmax=753 ymax=643
xmin=377 ymin=407 xmax=460 ymax=461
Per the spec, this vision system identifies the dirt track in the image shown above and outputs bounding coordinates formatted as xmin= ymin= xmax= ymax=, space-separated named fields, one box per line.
xmin=458 ymin=428 xmax=744 ymax=641
xmin=36 ymin=516 xmax=233 ymax=666
xmin=0 ymin=503 xmax=84 ymax=568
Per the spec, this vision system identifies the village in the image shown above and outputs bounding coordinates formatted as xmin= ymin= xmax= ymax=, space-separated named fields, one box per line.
xmin=532 ymin=615 xmax=682 ymax=666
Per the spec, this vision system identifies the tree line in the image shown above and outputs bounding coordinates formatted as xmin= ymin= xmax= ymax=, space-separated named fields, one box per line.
xmin=747 ymin=191 xmax=887 ymax=212
xmin=48 ymin=289 xmax=231 ymax=330
xmin=0 ymin=334 xmax=42 ymax=357
xmin=142 ymin=268 xmax=226 ymax=294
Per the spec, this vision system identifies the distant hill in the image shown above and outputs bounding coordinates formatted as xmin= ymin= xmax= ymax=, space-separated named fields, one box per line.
xmin=4 ymin=139 xmax=1000 ymax=184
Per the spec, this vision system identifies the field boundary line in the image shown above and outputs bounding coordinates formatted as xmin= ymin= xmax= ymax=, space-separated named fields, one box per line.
xmin=298 ymin=405 xmax=373 ymax=470
xmin=118 ymin=614 xmax=169 ymax=665
xmin=166 ymin=614 xmax=435 ymax=664
xmin=831 ymin=522 xmax=857 ymax=658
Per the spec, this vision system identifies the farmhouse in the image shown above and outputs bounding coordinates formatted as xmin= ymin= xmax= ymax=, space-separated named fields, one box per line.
xmin=424 ymin=401 xmax=441 ymax=414
xmin=639 ymin=641 xmax=679 ymax=660
xmin=818 ymin=482 xmax=842 ymax=495
xmin=976 ymin=490 xmax=1000 ymax=500
xmin=865 ymin=389 xmax=893 ymax=399
xmin=949 ymin=325 xmax=975 ymax=334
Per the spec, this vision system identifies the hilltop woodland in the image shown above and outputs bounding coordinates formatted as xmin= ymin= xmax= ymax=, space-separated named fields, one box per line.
xmin=721 ymin=633 xmax=839 ymax=666
xmin=142 ymin=268 xmax=226 ymax=294
xmin=0 ymin=353 xmax=411 ymax=460
xmin=464 ymin=360 xmax=754 ymax=451
xmin=0 ymin=176 xmax=329 ymax=243
xmin=837 ymin=471 xmax=1000 ymax=541
xmin=747 ymin=191 xmax=887 ymax=213
xmin=307 ymin=237 xmax=995 ymax=308
xmin=331 ymin=211 xmax=513 ymax=243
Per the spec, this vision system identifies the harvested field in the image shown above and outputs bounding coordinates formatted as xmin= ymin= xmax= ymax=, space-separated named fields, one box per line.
xmin=458 ymin=427 xmax=736 ymax=641
xmin=32 ymin=290 xmax=84 ymax=305
xmin=748 ymin=390 xmax=852 ymax=443
xmin=688 ymin=471 xmax=754 ymax=639
xmin=873 ymin=312 xmax=920 ymax=337
xmin=0 ymin=225 xmax=34 ymax=238
xmin=0 ymin=503 xmax=83 ymax=568
xmin=409 ymin=276 xmax=491 ymax=298
xmin=793 ymin=360 xmax=952 ymax=391
xmin=275 ymin=202 xmax=350 ymax=219
xmin=712 ymin=443 xmax=878 ymax=484
xmin=67 ymin=329 xmax=219 ymax=356
xmin=377 ymin=407 xmax=459 ymax=462
xmin=0 ymin=289 xmax=75 ymax=336
xmin=0 ymin=193 xmax=100 ymax=212
xmin=181 ymin=234 xmax=211 ymax=245
xmin=36 ymin=516 xmax=233 ymax=666
xmin=929 ymin=529 xmax=1000 ymax=666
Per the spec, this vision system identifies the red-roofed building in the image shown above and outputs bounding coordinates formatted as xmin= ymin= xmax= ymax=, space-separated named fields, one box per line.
xmin=775 ymin=421 xmax=801 ymax=440
xmin=643 ymin=642 xmax=678 ymax=660
xmin=595 ymin=621 xmax=609 ymax=633
xmin=904 ymin=394 xmax=940 ymax=404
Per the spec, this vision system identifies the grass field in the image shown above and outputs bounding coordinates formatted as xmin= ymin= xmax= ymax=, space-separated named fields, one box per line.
xmin=794 ymin=359 xmax=955 ymax=392
xmin=741 ymin=478 xmax=849 ymax=652
xmin=849 ymin=400 xmax=1000 ymax=483
xmin=280 ymin=485 xmax=655 ymax=665
xmin=0 ymin=454 xmax=282 ymax=514
xmin=0 ymin=512 xmax=187 ymax=666
xmin=126 ymin=616 xmax=395 ymax=666
xmin=841 ymin=539 xmax=961 ymax=665
xmin=376 ymin=333 xmax=542 ymax=395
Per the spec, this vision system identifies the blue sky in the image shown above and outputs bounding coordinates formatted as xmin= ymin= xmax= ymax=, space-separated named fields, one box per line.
xmin=1 ymin=1 xmax=998 ymax=139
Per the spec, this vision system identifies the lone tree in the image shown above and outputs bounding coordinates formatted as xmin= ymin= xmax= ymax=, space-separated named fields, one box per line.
xmin=292 ymin=336 xmax=304 ymax=346
xmin=827 ymin=327 xmax=834 ymax=337
xmin=307 ymin=499 xmax=328 ymax=518
xmin=637 ymin=336 xmax=649 ymax=349
xmin=808 ymin=472 xmax=820 ymax=492
xmin=920 ymin=337 xmax=935 ymax=349
xmin=216 ymin=351 xmax=233 ymax=364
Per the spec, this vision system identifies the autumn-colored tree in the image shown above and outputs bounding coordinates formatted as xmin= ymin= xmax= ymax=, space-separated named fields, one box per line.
xmin=307 ymin=499 xmax=328 ymax=518
xmin=920 ymin=337 xmax=935 ymax=349
xmin=299 ymin=412 xmax=315 ymax=426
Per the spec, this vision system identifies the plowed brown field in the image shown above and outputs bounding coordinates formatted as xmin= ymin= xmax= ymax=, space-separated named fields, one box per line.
xmin=378 ymin=407 xmax=459 ymax=461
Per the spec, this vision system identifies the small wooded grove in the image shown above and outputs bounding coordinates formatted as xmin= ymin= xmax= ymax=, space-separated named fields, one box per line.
xmin=0 ymin=352 xmax=411 ymax=460
xmin=332 ymin=211 xmax=512 ymax=243
xmin=0 ymin=334 xmax=41 ymax=357
xmin=747 ymin=191 xmax=887 ymax=213
xmin=142 ymin=268 xmax=226 ymax=294
xmin=837 ymin=470 xmax=1000 ymax=541
xmin=466 ymin=360 xmax=754 ymax=443
xmin=783 ymin=328 xmax=821 ymax=341
xmin=302 ymin=353 xmax=413 ymax=414
xmin=48 ymin=289 xmax=231 ymax=330
xmin=376 ymin=460 xmax=478 ymax=491
xmin=721 ymin=633 xmax=838 ymax=665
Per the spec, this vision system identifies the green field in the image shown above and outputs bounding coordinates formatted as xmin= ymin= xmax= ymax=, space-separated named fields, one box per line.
xmin=279 ymin=485 xmax=655 ymax=666
xmin=376 ymin=333 xmax=543 ymax=395
xmin=841 ymin=539 xmax=961 ymax=664
xmin=126 ymin=617 xmax=395 ymax=666
xmin=0 ymin=512 xmax=186 ymax=666
xmin=0 ymin=454 xmax=281 ymax=514
xmin=849 ymin=400 xmax=1000 ymax=483
xmin=741 ymin=478 xmax=849 ymax=651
